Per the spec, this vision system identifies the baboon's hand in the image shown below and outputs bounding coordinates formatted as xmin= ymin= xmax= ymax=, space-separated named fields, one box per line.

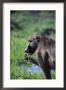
xmin=24 ymin=53 xmax=31 ymax=60
xmin=24 ymin=53 xmax=28 ymax=60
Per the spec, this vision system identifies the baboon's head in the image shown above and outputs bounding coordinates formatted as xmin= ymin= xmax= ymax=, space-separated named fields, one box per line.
xmin=24 ymin=35 xmax=40 ymax=55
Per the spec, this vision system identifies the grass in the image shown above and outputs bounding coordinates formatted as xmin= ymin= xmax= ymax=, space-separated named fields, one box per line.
xmin=10 ymin=11 xmax=55 ymax=79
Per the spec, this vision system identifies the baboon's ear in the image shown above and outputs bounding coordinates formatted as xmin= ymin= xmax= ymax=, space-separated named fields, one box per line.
xmin=36 ymin=35 xmax=41 ymax=42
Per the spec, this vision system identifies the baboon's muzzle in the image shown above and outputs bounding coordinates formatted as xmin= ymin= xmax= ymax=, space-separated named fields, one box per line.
xmin=24 ymin=45 xmax=37 ymax=55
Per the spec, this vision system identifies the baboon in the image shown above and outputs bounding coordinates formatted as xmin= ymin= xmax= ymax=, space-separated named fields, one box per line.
xmin=24 ymin=33 xmax=55 ymax=79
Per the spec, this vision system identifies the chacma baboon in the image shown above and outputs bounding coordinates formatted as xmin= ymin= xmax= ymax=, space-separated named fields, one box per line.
xmin=24 ymin=33 xmax=55 ymax=79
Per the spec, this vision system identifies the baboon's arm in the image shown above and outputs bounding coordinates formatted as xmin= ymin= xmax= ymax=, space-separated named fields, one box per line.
xmin=18 ymin=58 xmax=39 ymax=66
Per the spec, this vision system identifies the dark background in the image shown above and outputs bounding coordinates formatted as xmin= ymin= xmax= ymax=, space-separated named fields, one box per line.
xmin=0 ymin=0 xmax=65 ymax=90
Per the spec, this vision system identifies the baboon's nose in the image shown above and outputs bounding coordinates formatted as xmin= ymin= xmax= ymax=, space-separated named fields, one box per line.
xmin=24 ymin=48 xmax=28 ymax=53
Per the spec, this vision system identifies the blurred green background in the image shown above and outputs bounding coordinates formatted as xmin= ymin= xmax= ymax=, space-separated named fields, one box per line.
xmin=10 ymin=11 xmax=55 ymax=79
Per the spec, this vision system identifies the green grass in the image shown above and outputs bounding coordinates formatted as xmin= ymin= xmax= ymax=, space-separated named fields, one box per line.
xmin=10 ymin=64 xmax=45 ymax=79
xmin=10 ymin=11 xmax=55 ymax=79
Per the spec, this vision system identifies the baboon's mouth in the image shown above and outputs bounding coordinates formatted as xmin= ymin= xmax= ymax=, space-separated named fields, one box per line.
xmin=24 ymin=48 xmax=34 ymax=55
xmin=24 ymin=51 xmax=33 ymax=55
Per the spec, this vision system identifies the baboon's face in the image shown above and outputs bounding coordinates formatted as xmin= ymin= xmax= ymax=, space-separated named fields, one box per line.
xmin=25 ymin=36 xmax=40 ymax=55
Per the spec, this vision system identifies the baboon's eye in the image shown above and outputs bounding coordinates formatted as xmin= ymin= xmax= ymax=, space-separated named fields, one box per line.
xmin=29 ymin=40 xmax=32 ymax=42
